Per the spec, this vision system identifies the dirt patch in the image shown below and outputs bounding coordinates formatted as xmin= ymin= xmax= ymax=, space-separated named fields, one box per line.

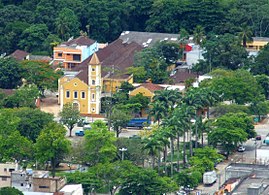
xmin=40 ymin=97 xmax=60 ymax=117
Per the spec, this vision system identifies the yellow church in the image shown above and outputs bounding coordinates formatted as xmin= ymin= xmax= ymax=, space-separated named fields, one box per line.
xmin=58 ymin=53 xmax=102 ymax=115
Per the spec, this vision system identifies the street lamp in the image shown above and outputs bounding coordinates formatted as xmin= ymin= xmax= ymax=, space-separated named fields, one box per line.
xmin=119 ymin=148 xmax=127 ymax=161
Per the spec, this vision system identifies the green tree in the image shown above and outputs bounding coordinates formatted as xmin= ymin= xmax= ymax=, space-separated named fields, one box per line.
xmin=249 ymin=101 xmax=269 ymax=121
xmin=83 ymin=120 xmax=117 ymax=166
xmin=237 ymin=23 xmax=253 ymax=47
xmin=116 ymin=138 xmax=147 ymax=165
xmin=119 ymin=168 xmax=177 ymax=195
xmin=190 ymin=146 xmax=224 ymax=173
xmin=198 ymin=33 xmax=248 ymax=72
xmin=110 ymin=108 xmax=132 ymax=137
xmin=20 ymin=60 xmax=63 ymax=95
xmin=213 ymin=104 xmax=250 ymax=117
xmin=142 ymin=135 xmax=163 ymax=169
xmin=0 ymin=130 xmax=33 ymax=162
xmin=127 ymin=66 xmax=147 ymax=83
xmin=59 ymin=103 xmax=80 ymax=137
xmin=0 ymin=58 xmax=22 ymax=89
xmin=255 ymin=74 xmax=269 ymax=99
xmin=175 ymin=170 xmax=202 ymax=189
xmin=208 ymin=127 xmax=247 ymax=158
xmin=134 ymin=41 xmax=179 ymax=84
xmin=55 ymin=8 xmax=80 ymax=40
xmin=207 ymin=69 xmax=263 ymax=104
xmin=18 ymin=24 xmax=49 ymax=52
xmin=35 ymin=122 xmax=71 ymax=177
xmin=3 ymin=85 xmax=40 ymax=108
xmin=14 ymin=108 xmax=54 ymax=142
xmin=252 ymin=44 xmax=269 ymax=75
xmin=0 ymin=187 xmax=23 ymax=195
xmin=148 ymin=100 xmax=166 ymax=125
xmin=214 ymin=112 xmax=256 ymax=139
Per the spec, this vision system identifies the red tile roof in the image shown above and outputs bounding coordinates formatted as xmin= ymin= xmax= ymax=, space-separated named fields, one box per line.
xmin=138 ymin=82 xmax=164 ymax=92
xmin=73 ymin=39 xmax=143 ymax=84
xmin=63 ymin=36 xmax=96 ymax=46
xmin=10 ymin=50 xmax=29 ymax=61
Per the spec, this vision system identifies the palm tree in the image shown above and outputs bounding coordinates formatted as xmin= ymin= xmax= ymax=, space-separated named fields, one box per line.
xmin=148 ymin=100 xmax=166 ymax=125
xmin=153 ymin=89 xmax=182 ymax=114
xmin=154 ymin=129 xmax=170 ymax=175
xmin=193 ymin=25 xmax=205 ymax=59
xmin=142 ymin=136 xmax=163 ymax=169
xmin=55 ymin=19 xmax=70 ymax=40
xmin=183 ymin=88 xmax=204 ymax=151
xmin=238 ymin=23 xmax=253 ymax=48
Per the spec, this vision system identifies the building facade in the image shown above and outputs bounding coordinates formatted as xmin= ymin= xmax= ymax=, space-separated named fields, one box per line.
xmin=0 ymin=163 xmax=18 ymax=188
xmin=53 ymin=36 xmax=98 ymax=69
xmin=59 ymin=53 xmax=102 ymax=115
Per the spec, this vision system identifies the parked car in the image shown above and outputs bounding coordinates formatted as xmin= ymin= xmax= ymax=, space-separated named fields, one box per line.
xmin=75 ymin=130 xmax=85 ymax=136
xmin=83 ymin=124 xmax=91 ymax=130
xmin=237 ymin=145 xmax=246 ymax=152
xmin=176 ymin=190 xmax=187 ymax=195
xmin=203 ymin=171 xmax=217 ymax=185
xmin=256 ymin=135 xmax=262 ymax=140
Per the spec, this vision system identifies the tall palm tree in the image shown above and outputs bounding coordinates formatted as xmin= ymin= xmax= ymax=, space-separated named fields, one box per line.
xmin=142 ymin=136 xmax=163 ymax=169
xmin=238 ymin=23 xmax=253 ymax=48
xmin=148 ymin=100 xmax=166 ymax=125
xmin=153 ymin=89 xmax=182 ymax=114
xmin=154 ymin=128 xmax=170 ymax=175
xmin=183 ymin=88 xmax=204 ymax=151
xmin=193 ymin=25 xmax=205 ymax=59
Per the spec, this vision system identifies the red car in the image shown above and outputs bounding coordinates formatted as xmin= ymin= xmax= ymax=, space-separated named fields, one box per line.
xmin=256 ymin=135 xmax=262 ymax=140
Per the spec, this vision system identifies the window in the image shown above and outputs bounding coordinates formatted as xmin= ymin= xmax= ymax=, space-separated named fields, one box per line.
xmin=21 ymin=183 xmax=23 ymax=186
xmin=92 ymin=94 xmax=95 ymax=101
xmin=81 ymin=91 xmax=85 ymax=99
xmin=92 ymin=80 xmax=95 ymax=85
xmin=2 ymin=177 xmax=7 ymax=181
xmin=74 ymin=91 xmax=78 ymax=99
xmin=4 ymin=168 xmax=7 ymax=172
xmin=58 ymin=53 xmax=62 ymax=57
xmin=92 ymin=68 xmax=95 ymax=71
xmin=39 ymin=186 xmax=49 ymax=189
xmin=66 ymin=91 xmax=70 ymax=98
xmin=73 ymin=54 xmax=81 ymax=61
xmin=9 ymin=169 xmax=14 ymax=172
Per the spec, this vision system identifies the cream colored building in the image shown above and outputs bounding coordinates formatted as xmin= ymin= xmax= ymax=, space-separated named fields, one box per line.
xmin=0 ymin=163 xmax=18 ymax=188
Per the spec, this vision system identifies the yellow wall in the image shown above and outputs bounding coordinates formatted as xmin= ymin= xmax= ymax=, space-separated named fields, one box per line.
xmin=102 ymin=75 xmax=133 ymax=93
xmin=129 ymin=86 xmax=154 ymax=99
xmin=246 ymin=40 xmax=268 ymax=50
xmin=62 ymin=78 xmax=89 ymax=114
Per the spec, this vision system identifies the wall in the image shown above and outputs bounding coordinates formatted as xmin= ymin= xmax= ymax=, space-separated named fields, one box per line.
xmin=62 ymin=78 xmax=89 ymax=114
xmin=0 ymin=163 xmax=17 ymax=188
xmin=11 ymin=172 xmax=32 ymax=192
xmin=33 ymin=177 xmax=66 ymax=193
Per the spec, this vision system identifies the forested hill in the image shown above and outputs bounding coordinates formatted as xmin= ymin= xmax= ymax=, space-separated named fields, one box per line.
xmin=1 ymin=0 xmax=269 ymax=55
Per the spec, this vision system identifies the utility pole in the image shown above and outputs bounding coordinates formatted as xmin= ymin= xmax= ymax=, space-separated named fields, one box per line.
xmin=254 ymin=140 xmax=257 ymax=164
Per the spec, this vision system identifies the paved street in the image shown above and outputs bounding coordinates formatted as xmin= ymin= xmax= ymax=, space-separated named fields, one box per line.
xmin=195 ymin=118 xmax=269 ymax=195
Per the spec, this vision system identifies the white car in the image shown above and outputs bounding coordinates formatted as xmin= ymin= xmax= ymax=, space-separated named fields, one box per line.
xmin=237 ymin=146 xmax=246 ymax=152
